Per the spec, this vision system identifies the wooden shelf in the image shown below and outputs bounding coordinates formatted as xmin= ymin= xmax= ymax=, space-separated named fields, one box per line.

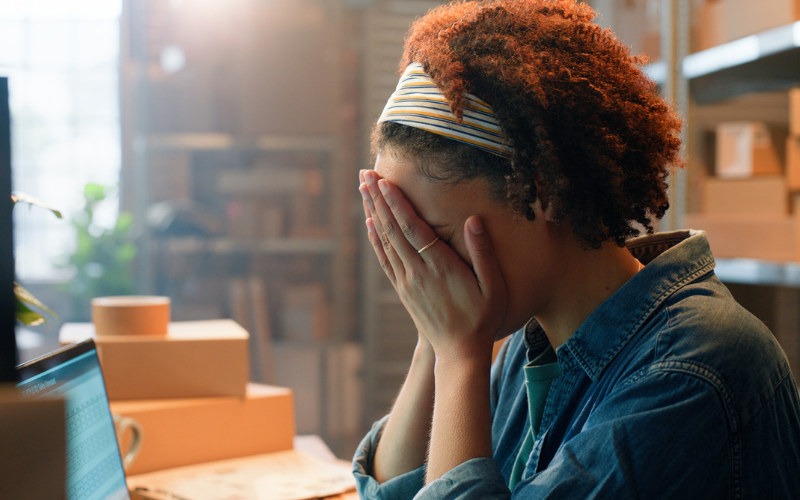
xmin=146 ymin=133 xmax=338 ymax=152
xmin=715 ymin=258 xmax=800 ymax=287
xmin=163 ymin=237 xmax=337 ymax=255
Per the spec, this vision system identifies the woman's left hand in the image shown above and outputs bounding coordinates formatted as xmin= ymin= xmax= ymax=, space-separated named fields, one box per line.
xmin=360 ymin=170 xmax=507 ymax=363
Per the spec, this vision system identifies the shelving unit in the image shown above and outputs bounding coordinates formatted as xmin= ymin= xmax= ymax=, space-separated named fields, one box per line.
xmin=120 ymin=0 xmax=363 ymax=450
xmin=715 ymin=259 xmax=800 ymax=287
xmin=645 ymin=20 xmax=800 ymax=103
xmin=640 ymin=3 xmax=800 ymax=380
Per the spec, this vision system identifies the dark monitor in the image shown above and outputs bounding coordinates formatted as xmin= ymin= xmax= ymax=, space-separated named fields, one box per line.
xmin=0 ymin=76 xmax=17 ymax=383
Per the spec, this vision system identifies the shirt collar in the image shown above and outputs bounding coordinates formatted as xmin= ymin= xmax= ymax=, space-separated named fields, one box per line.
xmin=555 ymin=230 xmax=716 ymax=382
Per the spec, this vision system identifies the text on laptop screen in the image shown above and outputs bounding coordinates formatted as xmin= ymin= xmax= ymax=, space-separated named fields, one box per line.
xmin=17 ymin=344 xmax=129 ymax=500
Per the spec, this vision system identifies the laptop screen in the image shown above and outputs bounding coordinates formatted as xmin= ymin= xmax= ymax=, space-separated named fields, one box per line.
xmin=17 ymin=340 xmax=130 ymax=500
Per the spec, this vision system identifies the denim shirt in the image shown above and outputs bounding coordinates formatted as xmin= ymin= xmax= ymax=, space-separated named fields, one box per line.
xmin=352 ymin=230 xmax=800 ymax=499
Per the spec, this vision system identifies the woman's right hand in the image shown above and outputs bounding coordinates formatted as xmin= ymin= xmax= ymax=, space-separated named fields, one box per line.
xmin=360 ymin=169 xmax=437 ymax=483
xmin=359 ymin=169 xmax=507 ymax=365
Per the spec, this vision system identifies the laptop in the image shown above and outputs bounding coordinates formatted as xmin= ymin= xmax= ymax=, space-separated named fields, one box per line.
xmin=16 ymin=339 xmax=131 ymax=500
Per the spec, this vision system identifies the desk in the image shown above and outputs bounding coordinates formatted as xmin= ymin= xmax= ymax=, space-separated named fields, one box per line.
xmin=126 ymin=436 xmax=358 ymax=500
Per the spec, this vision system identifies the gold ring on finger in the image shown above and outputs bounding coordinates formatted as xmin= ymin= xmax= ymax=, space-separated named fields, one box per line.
xmin=417 ymin=236 xmax=439 ymax=254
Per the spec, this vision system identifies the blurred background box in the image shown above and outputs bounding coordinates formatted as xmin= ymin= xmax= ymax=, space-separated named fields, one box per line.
xmin=790 ymin=88 xmax=800 ymax=136
xmin=684 ymin=213 xmax=800 ymax=261
xmin=59 ymin=320 xmax=248 ymax=400
xmin=702 ymin=176 xmax=789 ymax=215
xmin=281 ymin=283 xmax=330 ymax=342
xmin=787 ymin=136 xmax=800 ymax=191
xmin=111 ymin=384 xmax=294 ymax=476
xmin=695 ymin=0 xmax=726 ymax=52
xmin=273 ymin=343 xmax=322 ymax=435
xmin=722 ymin=0 xmax=800 ymax=43
xmin=0 ymin=389 xmax=65 ymax=500
xmin=716 ymin=121 xmax=782 ymax=178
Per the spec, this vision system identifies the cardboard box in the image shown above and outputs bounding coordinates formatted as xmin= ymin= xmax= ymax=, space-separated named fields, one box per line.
xmin=702 ymin=176 xmax=789 ymax=215
xmin=59 ymin=320 xmax=249 ymax=400
xmin=110 ymin=383 xmax=294 ymax=475
xmin=716 ymin=121 xmax=782 ymax=178
xmin=695 ymin=0 xmax=725 ymax=52
xmin=791 ymin=89 xmax=800 ymax=137
xmin=722 ymin=0 xmax=800 ymax=44
xmin=0 ymin=389 xmax=66 ymax=500
xmin=684 ymin=213 xmax=800 ymax=261
xmin=788 ymin=136 xmax=800 ymax=191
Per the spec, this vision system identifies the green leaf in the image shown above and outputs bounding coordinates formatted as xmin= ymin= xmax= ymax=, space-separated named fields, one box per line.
xmin=11 ymin=193 xmax=63 ymax=218
xmin=15 ymin=296 xmax=45 ymax=326
xmin=84 ymin=183 xmax=106 ymax=203
xmin=14 ymin=282 xmax=58 ymax=322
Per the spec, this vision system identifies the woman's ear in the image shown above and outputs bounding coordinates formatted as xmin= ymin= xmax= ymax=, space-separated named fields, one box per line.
xmin=528 ymin=197 xmax=556 ymax=222
xmin=528 ymin=177 xmax=557 ymax=222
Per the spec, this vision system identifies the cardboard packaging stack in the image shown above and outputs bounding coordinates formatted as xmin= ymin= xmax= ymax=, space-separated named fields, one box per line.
xmin=685 ymin=108 xmax=800 ymax=261
xmin=59 ymin=317 xmax=295 ymax=476
xmin=695 ymin=0 xmax=800 ymax=52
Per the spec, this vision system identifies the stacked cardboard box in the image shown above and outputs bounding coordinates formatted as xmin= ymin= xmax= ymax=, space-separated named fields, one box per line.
xmin=694 ymin=0 xmax=800 ymax=52
xmin=685 ymin=113 xmax=800 ymax=262
xmin=59 ymin=319 xmax=295 ymax=476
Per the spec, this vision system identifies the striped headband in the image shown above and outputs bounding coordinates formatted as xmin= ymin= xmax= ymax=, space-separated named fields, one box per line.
xmin=377 ymin=63 xmax=514 ymax=159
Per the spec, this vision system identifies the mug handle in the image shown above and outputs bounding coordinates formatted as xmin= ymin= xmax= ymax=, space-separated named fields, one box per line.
xmin=112 ymin=413 xmax=143 ymax=470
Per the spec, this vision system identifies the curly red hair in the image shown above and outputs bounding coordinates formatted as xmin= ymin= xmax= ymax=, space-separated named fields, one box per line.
xmin=382 ymin=0 xmax=683 ymax=248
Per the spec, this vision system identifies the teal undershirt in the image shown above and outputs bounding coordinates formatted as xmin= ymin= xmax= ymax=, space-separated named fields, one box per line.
xmin=508 ymin=345 xmax=562 ymax=491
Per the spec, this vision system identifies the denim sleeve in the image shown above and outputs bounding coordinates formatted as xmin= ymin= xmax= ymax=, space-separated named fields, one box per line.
xmin=414 ymin=458 xmax=511 ymax=499
xmin=352 ymin=415 xmax=426 ymax=500
xmin=514 ymin=368 xmax=731 ymax=499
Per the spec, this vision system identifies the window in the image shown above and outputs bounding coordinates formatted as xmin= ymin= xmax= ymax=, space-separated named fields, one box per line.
xmin=0 ymin=0 xmax=122 ymax=280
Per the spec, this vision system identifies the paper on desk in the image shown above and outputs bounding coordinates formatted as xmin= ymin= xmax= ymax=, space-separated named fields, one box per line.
xmin=127 ymin=449 xmax=356 ymax=500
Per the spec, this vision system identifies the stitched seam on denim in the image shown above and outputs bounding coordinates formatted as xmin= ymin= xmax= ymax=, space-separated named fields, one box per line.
xmin=654 ymin=305 xmax=671 ymax=362
xmin=617 ymin=364 xmax=655 ymax=387
xmin=575 ymin=254 xmax=716 ymax=381
xmin=738 ymin=368 xmax=793 ymax=429
xmin=528 ymin=372 xmax=580 ymax=479
xmin=650 ymin=360 xmax=739 ymax=432
xmin=620 ymin=361 xmax=742 ymax=498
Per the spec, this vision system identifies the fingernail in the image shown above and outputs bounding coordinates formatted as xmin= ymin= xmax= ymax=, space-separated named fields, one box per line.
xmin=365 ymin=170 xmax=375 ymax=186
xmin=359 ymin=170 xmax=366 ymax=183
xmin=378 ymin=179 xmax=388 ymax=195
xmin=468 ymin=216 xmax=484 ymax=235
xmin=365 ymin=218 xmax=375 ymax=234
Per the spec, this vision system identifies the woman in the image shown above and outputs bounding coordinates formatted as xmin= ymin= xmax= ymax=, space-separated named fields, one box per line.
xmin=353 ymin=0 xmax=800 ymax=498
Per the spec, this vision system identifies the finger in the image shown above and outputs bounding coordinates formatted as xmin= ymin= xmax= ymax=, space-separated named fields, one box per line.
xmin=365 ymin=171 xmax=422 ymax=262
xmin=362 ymin=180 xmax=396 ymax=281
xmin=364 ymin=171 xmax=406 ymax=275
xmin=366 ymin=217 xmax=396 ymax=283
xmin=362 ymin=198 xmax=371 ymax=220
xmin=464 ymin=216 xmax=505 ymax=299
xmin=377 ymin=178 xmax=439 ymax=258
xmin=359 ymin=182 xmax=374 ymax=215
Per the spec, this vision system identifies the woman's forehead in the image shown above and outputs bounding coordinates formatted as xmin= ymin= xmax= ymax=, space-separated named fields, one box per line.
xmin=373 ymin=150 xmax=499 ymax=228
xmin=374 ymin=151 xmax=447 ymax=223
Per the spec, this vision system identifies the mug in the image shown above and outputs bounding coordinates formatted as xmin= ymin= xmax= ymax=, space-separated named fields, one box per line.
xmin=112 ymin=413 xmax=143 ymax=471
